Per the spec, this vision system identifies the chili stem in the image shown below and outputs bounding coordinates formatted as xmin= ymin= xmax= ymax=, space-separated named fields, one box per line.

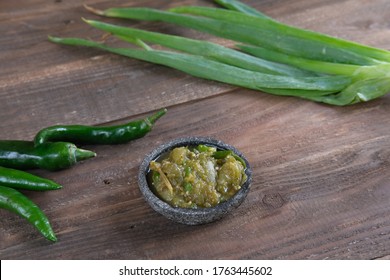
xmin=147 ymin=108 xmax=168 ymax=125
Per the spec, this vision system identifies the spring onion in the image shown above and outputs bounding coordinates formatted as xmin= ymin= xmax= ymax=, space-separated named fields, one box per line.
xmin=86 ymin=5 xmax=381 ymax=65
xmin=48 ymin=36 xmax=349 ymax=92
xmin=171 ymin=5 xmax=390 ymax=64
xmin=83 ymin=18 xmax=314 ymax=77
xmin=214 ymin=0 xmax=271 ymax=19
xmin=48 ymin=0 xmax=390 ymax=105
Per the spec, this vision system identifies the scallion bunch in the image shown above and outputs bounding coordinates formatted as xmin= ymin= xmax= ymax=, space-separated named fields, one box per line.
xmin=49 ymin=0 xmax=390 ymax=105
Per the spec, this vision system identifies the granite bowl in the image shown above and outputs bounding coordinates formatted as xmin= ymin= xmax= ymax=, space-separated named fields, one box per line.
xmin=138 ymin=136 xmax=252 ymax=225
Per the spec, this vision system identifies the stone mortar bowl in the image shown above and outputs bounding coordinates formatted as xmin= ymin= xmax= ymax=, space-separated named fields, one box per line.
xmin=138 ymin=136 xmax=252 ymax=225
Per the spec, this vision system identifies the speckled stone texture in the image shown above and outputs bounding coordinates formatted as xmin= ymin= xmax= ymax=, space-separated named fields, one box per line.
xmin=138 ymin=136 xmax=252 ymax=225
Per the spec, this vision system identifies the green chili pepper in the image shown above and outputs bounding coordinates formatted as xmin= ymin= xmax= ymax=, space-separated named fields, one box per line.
xmin=34 ymin=108 xmax=167 ymax=146
xmin=0 ymin=166 xmax=62 ymax=191
xmin=152 ymin=170 xmax=160 ymax=186
xmin=184 ymin=166 xmax=192 ymax=178
xmin=0 ymin=185 xmax=57 ymax=241
xmin=196 ymin=144 xmax=212 ymax=153
xmin=212 ymin=150 xmax=233 ymax=159
xmin=183 ymin=182 xmax=193 ymax=192
xmin=0 ymin=140 xmax=96 ymax=171
xmin=213 ymin=150 xmax=247 ymax=168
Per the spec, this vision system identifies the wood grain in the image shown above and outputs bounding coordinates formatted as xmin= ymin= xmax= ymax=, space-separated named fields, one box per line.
xmin=0 ymin=0 xmax=389 ymax=260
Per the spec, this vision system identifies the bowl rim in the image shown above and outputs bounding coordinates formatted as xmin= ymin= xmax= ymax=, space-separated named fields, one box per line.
xmin=138 ymin=136 xmax=252 ymax=217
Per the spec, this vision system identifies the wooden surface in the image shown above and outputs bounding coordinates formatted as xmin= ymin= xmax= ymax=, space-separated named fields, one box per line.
xmin=1 ymin=0 xmax=390 ymax=260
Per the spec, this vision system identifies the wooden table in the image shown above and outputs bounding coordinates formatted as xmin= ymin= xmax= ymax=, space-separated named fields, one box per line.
xmin=1 ymin=0 xmax=389 ymax=260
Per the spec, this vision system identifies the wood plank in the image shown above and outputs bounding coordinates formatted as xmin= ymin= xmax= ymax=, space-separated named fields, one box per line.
xmin=1 ymin=0 xmax=390 ymax=138
xmin=0 ymin=0 xmax=389 ymax=260
xmin=1 ymin=90 xmax=389 ymax=259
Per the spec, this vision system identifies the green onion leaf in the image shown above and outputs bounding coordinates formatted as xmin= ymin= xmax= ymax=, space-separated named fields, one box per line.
xmin=170 ymin=6 xmax=390 ymax=64
xmin=48 ymin=36 xmax=351 ymax=92
xmin=214 ymin=0 xmax=271 ymax=19
xmin=48 ymin=1 xmax=390 ymax=105
xmin=84 ymin=18 xmax=314 ymax=77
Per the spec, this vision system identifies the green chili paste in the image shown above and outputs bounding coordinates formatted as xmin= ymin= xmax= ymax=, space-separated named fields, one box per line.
xmin=149 ymin=145 xmax=247 ymax=208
